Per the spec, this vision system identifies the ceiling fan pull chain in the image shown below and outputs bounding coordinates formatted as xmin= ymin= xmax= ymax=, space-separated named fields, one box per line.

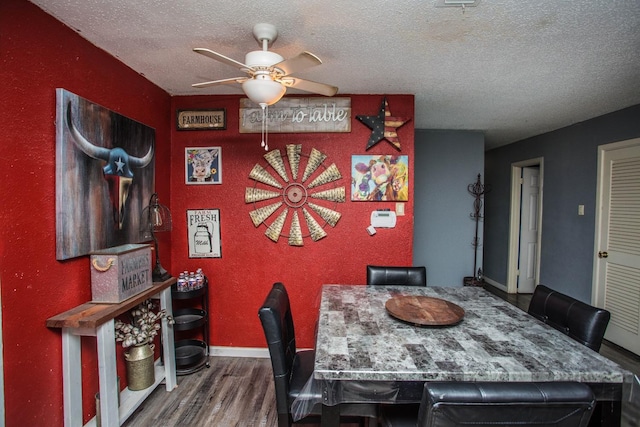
xmin=260 ymin=103 xmax=268 ymax=151
xmin=264 ymin=104 xmax=269 ymax=151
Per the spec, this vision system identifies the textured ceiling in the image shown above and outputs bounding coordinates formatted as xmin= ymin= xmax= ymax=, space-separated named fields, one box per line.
xmin=29 ymin=0 xmax=640 ymax=149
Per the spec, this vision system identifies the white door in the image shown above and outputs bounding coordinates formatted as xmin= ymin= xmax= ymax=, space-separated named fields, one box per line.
xmin=594 ymin=139 xmax=640 ymax=355
xmin=507 ymin=158 xmax=543 ymax=295
xmin=518 ymin=167 xmax=540 ymax=293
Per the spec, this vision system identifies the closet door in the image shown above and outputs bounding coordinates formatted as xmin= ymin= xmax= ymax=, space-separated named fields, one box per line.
xmin=594 ymin=140 xmax=640 ymax=355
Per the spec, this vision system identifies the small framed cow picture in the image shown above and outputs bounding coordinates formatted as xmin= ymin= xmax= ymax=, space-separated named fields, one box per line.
xmin=185 ymin=147 xmax=222 ymax=184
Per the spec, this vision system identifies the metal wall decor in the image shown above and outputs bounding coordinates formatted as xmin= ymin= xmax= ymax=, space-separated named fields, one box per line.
xmin=245 ymin=145 xmax=345 ymax=246
xmin=356 ymin=97 xmax=410 ymax=151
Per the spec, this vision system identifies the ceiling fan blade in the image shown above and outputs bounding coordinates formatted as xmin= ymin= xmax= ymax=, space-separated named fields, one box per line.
xmin=273 ymin=51 xmax=322 ymax=76
xmin=192 ymin=77 xmax=248 ymax=88
xmin=279 ymin=77 xmax=338 ymax=97
xmin=193 ymin=47 xmax=251 ymax=71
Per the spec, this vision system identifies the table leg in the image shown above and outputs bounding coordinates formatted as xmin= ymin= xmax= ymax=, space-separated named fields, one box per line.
xmin=96 ymin=320 xmax=119 ymax=427
xmin=321 ymin=404 xmax=340 ymax=427
xmin=159 ymin=287 xmax=176 ymax=391
xmin=590 ymin=400 xmax=621 ymax=427
xmin=61 ymin=329 xmax=82 ymax=427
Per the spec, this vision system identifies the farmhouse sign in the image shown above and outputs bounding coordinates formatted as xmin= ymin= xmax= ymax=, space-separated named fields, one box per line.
xmin=239 ymin=97 xmax=351 ymax=133
xmin=177 ymin=109 xmax=226 ymax=130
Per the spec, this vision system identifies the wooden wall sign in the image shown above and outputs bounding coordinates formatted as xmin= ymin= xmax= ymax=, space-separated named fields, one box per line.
xmin=239 ymin=97 xmax=351 ymax=133
xmin=177 ymin=109 xmax=226 ymax=130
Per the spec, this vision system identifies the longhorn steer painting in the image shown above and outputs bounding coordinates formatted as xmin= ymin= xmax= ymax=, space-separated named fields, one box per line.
xmin=56 ymin=89 xmax=155 ymax=260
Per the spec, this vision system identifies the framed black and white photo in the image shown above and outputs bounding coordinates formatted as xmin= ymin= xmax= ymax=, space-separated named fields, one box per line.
xmin=187 ymin=209 xmax=221 ymax=258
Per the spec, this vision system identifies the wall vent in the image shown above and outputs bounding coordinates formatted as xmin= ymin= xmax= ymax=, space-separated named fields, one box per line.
xmin=435 ymin=0 xmax=480 ymax=7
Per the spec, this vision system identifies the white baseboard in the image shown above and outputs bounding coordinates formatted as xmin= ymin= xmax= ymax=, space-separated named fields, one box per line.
xmin=209 ymin=346 xmax=270 ymax=358
xmin=483 ymin=276 xmax=508 ymax=292
xmin=208 ymin=346 xmax=315 ymax=358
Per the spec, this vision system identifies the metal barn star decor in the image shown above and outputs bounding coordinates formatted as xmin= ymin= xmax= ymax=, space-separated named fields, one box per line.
xmin=356 ymin=97 xmax=410 ymax=151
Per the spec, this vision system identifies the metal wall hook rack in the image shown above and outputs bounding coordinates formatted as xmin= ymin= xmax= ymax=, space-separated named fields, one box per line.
xmin=468 ymin=173 xmax=491 ymax=282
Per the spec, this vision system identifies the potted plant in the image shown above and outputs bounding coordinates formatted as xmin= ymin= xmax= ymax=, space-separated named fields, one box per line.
xmin=115 ymin=299 xmax=173 ymax=390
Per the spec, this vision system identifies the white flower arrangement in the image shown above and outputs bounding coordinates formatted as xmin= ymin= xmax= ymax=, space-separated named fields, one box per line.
xmin=115 ymin=299 xmax=174 ymax=348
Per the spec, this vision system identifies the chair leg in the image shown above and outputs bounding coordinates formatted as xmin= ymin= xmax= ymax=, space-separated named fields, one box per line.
xmin=278 ymin=413 xmax=291 ymax=427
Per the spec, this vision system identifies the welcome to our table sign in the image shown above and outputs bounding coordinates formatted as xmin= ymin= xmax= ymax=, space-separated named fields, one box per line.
xmin=239 ymin=97 xmax=351 ymax=133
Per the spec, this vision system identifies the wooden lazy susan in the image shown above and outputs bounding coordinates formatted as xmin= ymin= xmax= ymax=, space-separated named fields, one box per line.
xmin=385 ymin=295 xmax=465 ymax=326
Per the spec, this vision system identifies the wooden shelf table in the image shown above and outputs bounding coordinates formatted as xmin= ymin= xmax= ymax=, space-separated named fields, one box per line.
xmin=47 ymin=278 xmax=178 ymax=427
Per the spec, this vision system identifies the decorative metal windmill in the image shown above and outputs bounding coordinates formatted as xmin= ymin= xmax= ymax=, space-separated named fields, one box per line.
xmin=245 ymin=145 xmax=344 ymax=246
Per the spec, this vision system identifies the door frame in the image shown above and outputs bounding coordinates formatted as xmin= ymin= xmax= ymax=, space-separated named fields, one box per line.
xmin=592 ymin=137 xmax=640 ymax=306
xmin=507 ymin=158 xmax=544 ymax=294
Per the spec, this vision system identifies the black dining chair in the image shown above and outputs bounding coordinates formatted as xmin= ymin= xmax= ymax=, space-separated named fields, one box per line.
xmin=366 ymin=265 xmax=427 ymax=286
xmin=379 ymin=381 xmax=596 ymax=427
xmin=258 ymin=282 xmax=378 ymax=427
xmin=527 ymin=284 xmax=611 ymax=351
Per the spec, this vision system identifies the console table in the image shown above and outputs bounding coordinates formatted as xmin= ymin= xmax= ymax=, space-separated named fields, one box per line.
xmin=47 ymin=277 xmax=178 ymax=427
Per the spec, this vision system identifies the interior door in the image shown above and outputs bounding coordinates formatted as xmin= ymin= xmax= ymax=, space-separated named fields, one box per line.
xmin=517 ymin=167 xmax=540 ymax=293
xmin=594 ymin=141 xmax=640 ymax=355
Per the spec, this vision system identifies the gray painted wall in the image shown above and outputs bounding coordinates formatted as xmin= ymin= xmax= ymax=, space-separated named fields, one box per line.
xmin=413 ymin=130 xmax=485 ymax=286
xmin=483 ymin=104 xmax=640 ymax=302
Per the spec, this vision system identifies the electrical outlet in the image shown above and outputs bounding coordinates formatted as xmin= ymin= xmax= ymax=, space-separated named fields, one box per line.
xmin=578 ymin=204 xmax=585 ymax=216
xmin=396 ymin=203 xmax=405 ymax=216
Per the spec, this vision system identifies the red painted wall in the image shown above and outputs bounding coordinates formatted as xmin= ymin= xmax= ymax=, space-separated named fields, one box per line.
xmin=0 ymin=1 xmax=171 ymax=426
xmin=1 ymin=1 xmax=413 ymax=425
xmin=170 ymin=95 xmax=414 ymax=349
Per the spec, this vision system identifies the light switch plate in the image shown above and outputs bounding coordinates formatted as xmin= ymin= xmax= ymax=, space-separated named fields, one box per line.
xmin=396 ymin=203 xmax=405 ymax=216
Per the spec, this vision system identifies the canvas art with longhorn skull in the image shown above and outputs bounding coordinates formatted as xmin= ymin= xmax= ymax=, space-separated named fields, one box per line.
xmin=55 ymin=89 xmax=155 ymax=260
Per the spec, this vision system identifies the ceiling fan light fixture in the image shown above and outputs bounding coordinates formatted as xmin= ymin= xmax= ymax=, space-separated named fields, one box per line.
xmin=192 ymin=22 xmax=337 ymax=107
xmin=245 ymin=50 xmax=283 ymax=68
xmin=242 ymin=76 xmax=286 ymax=106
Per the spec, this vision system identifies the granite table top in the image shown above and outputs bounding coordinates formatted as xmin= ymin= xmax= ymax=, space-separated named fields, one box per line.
xmin=291 ymin=284 xmax=636 ymax=425
xmin=314 ymin=285 xmax=630 ymax=385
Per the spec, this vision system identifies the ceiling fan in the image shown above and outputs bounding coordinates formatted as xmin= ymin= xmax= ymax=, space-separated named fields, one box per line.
xmin=192 ymin=23 xmax=338 ymax=106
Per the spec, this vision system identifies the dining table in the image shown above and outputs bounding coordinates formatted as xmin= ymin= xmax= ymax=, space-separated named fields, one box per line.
xmin=291 ymin=284 xmax=635 ymax=427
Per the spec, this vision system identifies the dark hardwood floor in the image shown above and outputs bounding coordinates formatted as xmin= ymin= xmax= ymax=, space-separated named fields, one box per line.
xmin=122 ymin=286 xmax=640 ymax=427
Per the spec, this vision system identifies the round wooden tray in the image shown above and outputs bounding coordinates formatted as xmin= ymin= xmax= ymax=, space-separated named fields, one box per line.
xmin=385 ymin=295 xmax=465 ymax=326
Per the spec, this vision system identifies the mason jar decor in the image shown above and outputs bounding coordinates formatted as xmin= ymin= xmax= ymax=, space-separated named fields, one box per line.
xmin=115 ymin=299 xmax=173 ymax=390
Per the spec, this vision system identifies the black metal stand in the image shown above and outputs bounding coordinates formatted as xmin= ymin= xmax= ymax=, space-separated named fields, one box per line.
xmin=172 ymin=278 xmax=210 ymax=375
xmin=467 ymin=174 xmax=490 ymax=284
